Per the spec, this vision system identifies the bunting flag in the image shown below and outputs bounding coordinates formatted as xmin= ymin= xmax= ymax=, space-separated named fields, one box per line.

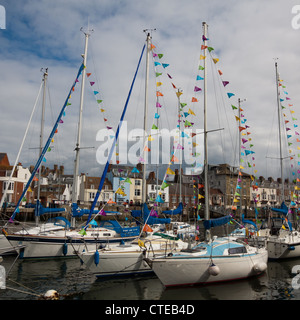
xmin=85 ymin=69 xmax=114 ymax=134
xmin=276 ymin=69 xmax=300 ymax=200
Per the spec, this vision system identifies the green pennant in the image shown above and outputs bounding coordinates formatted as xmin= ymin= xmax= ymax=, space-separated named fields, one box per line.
xmin=79 ymin=228 xmax=87 ymax=236
xmin=125 ymin=177 xmax=132 ymax=184
xmin=152 ymin=124 xmax=158 ymax=130
xmin=97 ymin=99 xmax=103 ymax=104
xmin=158 ymin=54 xmax=163 ymax=59
xmin=180 ymin=103 xmax=187 ymax=108
xmin=161 ymin=181 xmax=169 ymax=190
xmin=231 ymin=105 xmax=237 ymax=110
xmin=207 ymin=47 xmax=214 ymax=52
xmin=156 ymin=72 xmax=162 ymax=77
xmin=198 ymin=66 xmax=205 ymax=70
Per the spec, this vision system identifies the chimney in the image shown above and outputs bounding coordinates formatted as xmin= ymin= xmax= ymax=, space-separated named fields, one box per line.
xmin=148 ymin=171 xmax=155 ymax=180
xmin=60 ymin=165 xmax=64 ymax=175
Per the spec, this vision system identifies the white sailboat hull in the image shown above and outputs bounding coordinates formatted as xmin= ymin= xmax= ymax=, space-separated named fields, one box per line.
xmin=148 ymin=248 xmax=268 ymax=287
xmin=80 ymin=238 xmax=189 ymax=276
xmin=267 ymin=231 xmax=300 ymax=259
xmin=6 ymin=230 xmax=137 ymax=259
xmin=0 ymin=233 xmax=17 ymax=255
xmin=81 ymin=247 xmax=152 ymax=276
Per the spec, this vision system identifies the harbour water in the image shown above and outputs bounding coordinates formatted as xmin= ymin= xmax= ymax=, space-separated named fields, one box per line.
xmin=0 ymin=254 xmax=300 ymax=301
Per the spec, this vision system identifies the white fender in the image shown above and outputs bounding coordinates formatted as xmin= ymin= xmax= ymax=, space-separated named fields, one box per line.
xmin=208 ymin=263 xmax=220 ymax=276
xmin=253 ymin=262 xmax=267 ymax=273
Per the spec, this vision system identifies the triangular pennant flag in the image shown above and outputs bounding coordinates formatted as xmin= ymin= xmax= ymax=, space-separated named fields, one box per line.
xmin=227 ymin=93 xmax=235 ymax=98
xmin=155 ymin=195 xmax=164 ymax=203
xmin=171 ymin=155 xmax=179 ymax=162
xmin=188 ymin=108 xmax=195 ymax=116
xmin=213 ymin=58 xmax=219 ymax=64
xmin=166 ymin=167 xmax=175 ymax=175
xmin=161 ymin=181 xmax=169 ymax=190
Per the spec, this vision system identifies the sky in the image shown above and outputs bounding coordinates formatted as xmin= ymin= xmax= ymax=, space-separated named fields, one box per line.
xmin=1 ymin=0 xmax=300 ymax=182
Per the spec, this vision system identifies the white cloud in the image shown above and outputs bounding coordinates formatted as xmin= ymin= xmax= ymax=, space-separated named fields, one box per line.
xmin=1 ymin=0 xmax=300 ymax=183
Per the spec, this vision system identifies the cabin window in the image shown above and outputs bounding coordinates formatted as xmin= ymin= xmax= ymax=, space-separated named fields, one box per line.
xmin=228 ymin=246 xmax=247 ymax=255
xmin=103 ymin=233 xmax=111 ymax=237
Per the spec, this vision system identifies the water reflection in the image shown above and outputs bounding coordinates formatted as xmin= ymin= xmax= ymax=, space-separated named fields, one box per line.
xmin=1 ymin=255 xmax=300 ymax=300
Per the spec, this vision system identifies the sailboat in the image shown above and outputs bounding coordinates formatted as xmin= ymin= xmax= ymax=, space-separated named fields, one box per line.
xmin=253 ymin=62 xmax=300 ymax=260
xmin=144 ymin=22 xmax=268 ymax=287
xmin=3 ymin=28 xmax=143 ymax=259
xmin=0 ymin=69 xmax=67 ymax=255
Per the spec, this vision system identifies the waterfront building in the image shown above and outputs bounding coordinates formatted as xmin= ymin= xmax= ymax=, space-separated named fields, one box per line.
xmin=0 ymin=153 xmax=31 ymax=205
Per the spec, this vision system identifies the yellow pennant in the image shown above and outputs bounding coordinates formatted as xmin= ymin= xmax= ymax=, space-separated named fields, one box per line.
xmin=166 ymin=167 xmax=175 ymax=175
xmin=188 ymin=108 xmax=196 ymax=116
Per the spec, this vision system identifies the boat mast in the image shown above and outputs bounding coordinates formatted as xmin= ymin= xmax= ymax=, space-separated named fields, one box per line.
xmin=142 ymin=31 xmax=151 ymax=204
xmin=36 ymin=67 xmax=48 ymax=226
xmin=203 ymin=22 xmax=209 ymax=222
xmin=275 ymin=61 xmax=285 ymax=203
xmin=178 ymin=89 xmax=182 ymax=205
xmin=71 ymin=28 xmax=91 ymax=227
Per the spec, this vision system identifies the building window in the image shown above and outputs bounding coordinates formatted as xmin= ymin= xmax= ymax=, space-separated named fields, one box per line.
xmin=135 ymin=189 xmax=141 ymax=196
xmin=3 ymin=182 xmax=14 ymax=191
xmin=89 ymin=192 xmax=95 ymax=200
xmin=172 ymin=196 xmax=176 ymax=203
xmin=135 ymin=180 xmax=141 ymax=186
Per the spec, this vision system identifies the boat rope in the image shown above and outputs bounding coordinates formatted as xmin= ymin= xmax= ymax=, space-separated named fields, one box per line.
xmin=5 ymin=285 xmax=41 ymax=298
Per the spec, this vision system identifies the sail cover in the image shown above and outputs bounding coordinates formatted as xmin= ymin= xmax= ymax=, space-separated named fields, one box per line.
xmin=203 ymin=215 xmax=231 ymax=230
xmin=162 ymin=202 xmax=183 ymax=215
xmin=132 ymin=203 xmax=171 ymax=225
xmin=271 ymin=201 xmax=288 ymax=215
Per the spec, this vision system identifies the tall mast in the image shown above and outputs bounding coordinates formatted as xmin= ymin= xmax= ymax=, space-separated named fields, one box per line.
xmin=36 ymin=68 xmax=48 ymax=226
xmin=275 ymin=61 xmax=285 ymax=203
xmin=178 ymin=89 xmax=182 ymax=204
xmin=71 ymin=28 xmax=92 ymax=227
xmin=203 ymin=22 xmax=209 ymax=222
xmin=142 ymin=31 xmax=151 ymax=204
